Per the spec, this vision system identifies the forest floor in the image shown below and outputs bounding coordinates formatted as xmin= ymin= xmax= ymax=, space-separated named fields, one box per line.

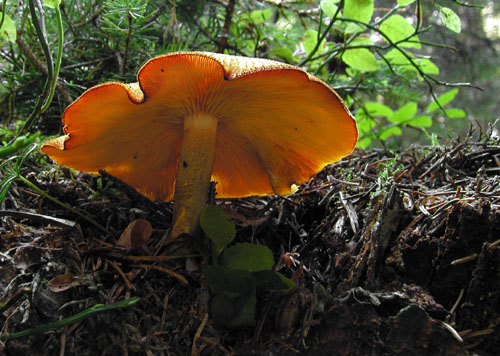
xmin=1 ymin=130 xmax=500 ymax=356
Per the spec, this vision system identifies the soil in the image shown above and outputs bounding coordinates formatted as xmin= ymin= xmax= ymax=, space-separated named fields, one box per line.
xmin=1 ymin=132 xmax=500 ymax=355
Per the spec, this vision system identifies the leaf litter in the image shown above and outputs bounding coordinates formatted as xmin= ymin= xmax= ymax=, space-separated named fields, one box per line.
xmin=1 ymin=128 xmax=500 ymax=355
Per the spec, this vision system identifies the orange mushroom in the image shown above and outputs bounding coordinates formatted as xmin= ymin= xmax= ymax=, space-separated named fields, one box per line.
xmin=42 ymin=52 xmax=358 ymax=238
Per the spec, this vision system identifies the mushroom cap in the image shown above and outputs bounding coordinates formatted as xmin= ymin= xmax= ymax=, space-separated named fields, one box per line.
xmin=42 ymin=52 xmax=357 ymax=201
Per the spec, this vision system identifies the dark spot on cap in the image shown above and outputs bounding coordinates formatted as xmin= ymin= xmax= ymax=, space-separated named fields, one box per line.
xmin=133 ymin=154 xmax=138 ymax=159
xmin=183 ymin=161 xmax=188 ymax=168
xmin=161 ymin=68 xmax=165 ymax=72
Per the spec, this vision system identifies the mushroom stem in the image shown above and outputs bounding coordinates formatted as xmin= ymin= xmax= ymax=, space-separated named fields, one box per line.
xmin=170 ymin=113 xmax=218 ymax=238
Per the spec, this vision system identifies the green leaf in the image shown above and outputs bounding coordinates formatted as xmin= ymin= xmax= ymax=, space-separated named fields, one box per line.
xmin=345 ymin=23 xmax=366 ymax=34
xmin=409 ymin=115 xmax=433 ymax=127
xmin=16 ymin=143 xmax=39 ymax=171
xmin=227 ymin=291 xmax=257 ymax=328
xmin=426 ymin=89 xmax=459 ymax=112
xmin=203 ymin=266 xmax=254 ymax=297
xmin=356 ymin=117 xmax=377 ymax=135
xmin=248 ymin=8 xmax=273 ymax=24
xmin=210 ymin=290 xmax=257 ymax=328
xmin=388 ymin=102 xmax=417 ymax=123
xmin=0 ymin=13 xmax=16 ymax=42
xmin=343 ymin=0 xmax=374 ymax=23
xmin=0 ymin=297 xmax=139 ymax=342
xmin=222 ymin=243 xmax=274 ymax=272
xmin=385 ymin=51 xmax=435 ymax=81
xmin=345 ymin=94 xmax=355 ymax=108
xmin=342 ymin=48 xmax=379 ymax=71
xmin=397 ymin=0 xmax=416 ymax=5
xmin=43 ymin=0 xmax=61 ymax=8
xmin=210 ymin=294 xmax=237 ymax=327
xmin=439 ymin=7 xmax=461 ymax=33
xmin=302 ymin=29 xmax=327 ymax=56
xmin=379 ymin=126 xmax=402 ymax=140
xmin=384 ymin=49 xmax=414 ymax=71
xmin=320 ymin=0 xmax=340 ymax=18
xmin=418 ymin=58 xmax=440 ymax=75
xmin=445 ymin=108 xmax=466 ymax=118
xmin=0 ymin=155 xmax=18 ymax=171
xmin=200 ymin=205 xmax=235 ymax=255
xmin=252 ymin=270 xmax=294 ymax=292
xmin=364 ymin=102 xmax=394 ymax=118
xmin=380 ymin=15 xmax=421 ymax=48
xmin=269 ymin=47 xmax=294 ymax=62
xmin=0 ymin=174 xmax=17 ymax=204
xmin=354 ymin=109 xmax=368 ymax=121
xmin=357 ymin=136 xmax=373 ymax=149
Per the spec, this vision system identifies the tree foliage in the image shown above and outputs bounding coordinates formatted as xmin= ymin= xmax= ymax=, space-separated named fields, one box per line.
xmin=0 ymin=0 xmax=489 ymax=153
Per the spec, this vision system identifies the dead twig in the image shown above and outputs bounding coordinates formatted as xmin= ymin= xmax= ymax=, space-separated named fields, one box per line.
xmin=217 ymin=0 xmax=237 ymax=53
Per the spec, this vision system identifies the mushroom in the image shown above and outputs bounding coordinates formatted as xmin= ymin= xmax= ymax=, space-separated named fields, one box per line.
xmin=42 ymin=52 xmax=357 ymax=238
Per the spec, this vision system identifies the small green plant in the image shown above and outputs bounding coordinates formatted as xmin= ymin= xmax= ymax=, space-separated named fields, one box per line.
xmin=369 ymin=153 xmax=405 ymax=199
xmin=356 ymin=89 xmax=465 ymax=148
xmin=89 ymin=177 xmax=121 ymax=200
xmin=200 ymin=205 xmax=294 ymax=328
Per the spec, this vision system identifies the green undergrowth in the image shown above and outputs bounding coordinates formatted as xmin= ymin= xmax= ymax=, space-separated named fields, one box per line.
xmin=200 ymin=205 xmax=294 ymax=328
